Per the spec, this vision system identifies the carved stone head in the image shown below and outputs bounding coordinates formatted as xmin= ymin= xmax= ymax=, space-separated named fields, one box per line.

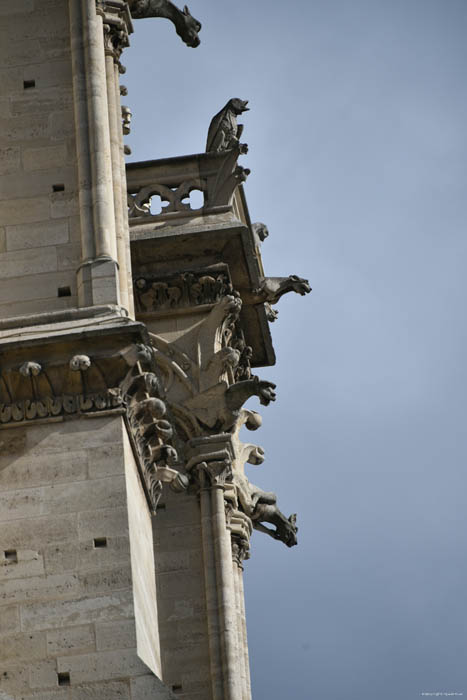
xmin=178 ymin=5 xmax=202 ymax=48
xmin=227 ymin=98 xmax=249 ymax=115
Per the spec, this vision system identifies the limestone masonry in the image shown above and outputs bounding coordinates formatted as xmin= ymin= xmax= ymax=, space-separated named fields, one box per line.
xmin=0 ymin=2 xmax=310 ymax=699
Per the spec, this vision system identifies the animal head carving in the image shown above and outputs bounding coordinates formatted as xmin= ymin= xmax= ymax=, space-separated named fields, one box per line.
xmin=226 ymin=98 xmax=249 ymax=115
xmin=179 ymin=4 xmax=202 ymax=47
xmin=287 ymin=275 xmax=311 ymax=296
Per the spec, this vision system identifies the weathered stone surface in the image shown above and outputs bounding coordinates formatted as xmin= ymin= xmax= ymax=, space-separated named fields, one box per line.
xmin=5 ymin=220 xmax=69 ymax=251
xmin=46 ymin=624 xmax=96 ymax=657
xmin=21 ymin=590 xmax=135 ymax=631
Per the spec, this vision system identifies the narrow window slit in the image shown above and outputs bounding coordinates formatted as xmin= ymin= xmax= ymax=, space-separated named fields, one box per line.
xmin=57 ymin=672 xmax=70 ymax=686
xmin=52 ymin=184 xmax=65 ymax=192
xmin=57 ymin=286 xmax=71 ymax=298
xmin=172 ymin=684 xmax=183 ymax=692
xmin=23 ymin=79 xmax=35 ymax=89
xmin=93 ymin=537 xmax=107 ymax=548
xmin=4 ymin=549 xmax=17 ymax=563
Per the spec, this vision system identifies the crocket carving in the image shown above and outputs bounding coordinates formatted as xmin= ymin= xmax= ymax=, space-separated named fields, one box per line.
xmin=129 ymin=1 xmax=202 ymax=47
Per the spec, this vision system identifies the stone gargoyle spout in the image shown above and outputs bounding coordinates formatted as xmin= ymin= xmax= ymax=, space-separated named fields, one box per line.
xmin=224 ymin=375 xmax=276 ymax=415
xmin=252 ymin=275 xmax=311 ymax=305
xmin=129 ymin=1 xmax=202 ymax=47
xmin=183 ymin=375 xmax=276 ymax=433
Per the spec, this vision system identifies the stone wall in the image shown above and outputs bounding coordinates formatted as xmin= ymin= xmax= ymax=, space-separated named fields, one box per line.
xmin=0 ymin=0 xmax=80 ymax=317
xmin=0 ymin=415 xmax=175 ymax=699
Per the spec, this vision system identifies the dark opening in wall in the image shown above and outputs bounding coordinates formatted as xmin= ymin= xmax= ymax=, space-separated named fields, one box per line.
xmin=172 ymin=685 xmax=183 ymax=693
xmin=57 ymin=672 xmax=70 ymax=686
xmin=4 ymin=549 xmax=17 ymax=563
xmin=93 ymin=537 xmax=107 ymax=548
xmin=57 ymin=286 xmax=71 ymax=298
xmin=52 ymin=184 xmax=65 ymax=192
xmin=23 ymin=79 xmax=35 ymax=89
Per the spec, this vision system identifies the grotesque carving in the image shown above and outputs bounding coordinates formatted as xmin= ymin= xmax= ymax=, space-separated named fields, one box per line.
xmin=19 ymin=361 xmax=41 ymax=377
xmin=134 ymin=270 xmax=233 ymax=313
xmin=206 ymin=98 xmax=249 ymax=154
xmin=183 ymin=375 xmax=276 ymax=433
xmin=121 ymin=105 xmax=132 ymax=135
xmin=69 ymin=355 xmax=91 ymax=371
xmin=252 ymin=221 xmax=269 ymax=244
xmin=252 ymin=275 xmax=311 ymax=305
xmin=250 ymin=497 xmax=298 ymax=547
xmin=129 ymin=1 xmax=202 ymax=47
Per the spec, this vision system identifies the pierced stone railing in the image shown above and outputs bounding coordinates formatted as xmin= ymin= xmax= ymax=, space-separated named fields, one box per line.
xmin=126 ymin=149 xmax=250 ymax=222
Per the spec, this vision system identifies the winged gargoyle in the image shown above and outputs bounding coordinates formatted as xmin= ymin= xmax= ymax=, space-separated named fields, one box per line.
xmin=129 ymin=1 xmax=202 ymax=47
xmin=206 ymin=98 xmax=250 ymax=154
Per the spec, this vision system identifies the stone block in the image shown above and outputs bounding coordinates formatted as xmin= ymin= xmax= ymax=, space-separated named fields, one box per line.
xmin=0 ymin=197 xmax=51 ymax=226
xmin=0 ymin=66 xmax=23 ymax=94
xmin=0 ymin=486 xmax=43 ymax=522
xmin=56 ymin=649 xmax=148 ymax=684
xmin=0 ymin=605 xmax=20 ymax=635
xmin=22 ymin=144 xmax=67 ymax=172
xmin=0 ymin=549 xmax=44 ymax=581
xmin=57 ymin=243 xmax=81 ymax=270
xmin=95 ymin=619 xmax=137 ymax=652
xmin=78 ymin=507 xmax=129 ymax=541
xmin=0 ymin=631 xmax=47 ymax=662
xmin=0 ymin=0 xmax=34 ymax=15
xmin=17 ymin=691 xmax=70 ymax=700
xmin=154 ymin=551 xmax=190 ymax=574
xmin=50 ymin=191 xmax=79 ymax=219
xmin=21 ymin=590 xmax=134 ymax=631
xmin=46 ymin=625 xmax=96 ymax=657
xmin=0 ymin=514 xmax=78 ymax=550
xmin=0 ymin=572 xmax=80 ymax=606
xmin=29 ymin=659 xmax=59 ymax=689
xmin=42 ymin=476 xmax=126 ymax=515
xmin=0 ymin=662 xmax=29 ymax=694
xmin=79 ymin=567 xmax=133 ymax=597
xmin=10 ymin=88 xmax=73 ymax=117
xmin=130 ymin=675 xmax=177 ymax=699
xmin=6 ymin=220 xmax=69 ymax=251
xmin=0 ymin=146 xmax=20 ymax=175
xmin=0 ymin=115 xmax=49 ymax=142
xmin=77 ymin=537 xmax=131 ymax=573
xmin=30 ymin=60 xmax=72 ymax=89
xmin=87 ymin=443 xmax=125 ymax=479
xmin=71 ymin=680 xmax=130 ymax=699
xmin=43 ymin=542 xmax=78 ymax=575
xmin=0 ymin=448 xmax=87 ymax=491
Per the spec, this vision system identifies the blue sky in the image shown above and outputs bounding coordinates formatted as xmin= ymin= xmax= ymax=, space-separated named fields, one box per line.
xmin=125 ymin=2 xmax=467 ymax=697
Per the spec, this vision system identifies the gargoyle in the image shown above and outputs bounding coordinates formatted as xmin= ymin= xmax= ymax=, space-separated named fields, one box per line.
xmin=183 ymin=375 xmax=276 ymax=432
xmin=129 ymin=1 xmax=202 ymax=48
xmin=206 ymin=98 xmax=249 ymax=154
xmin=251 ymin=497 xmax=298 ymax=548
xmin=234 ymin=474 xmax=297 ymax=548
xmin=252 ymin=275 xmax=311 ymax=305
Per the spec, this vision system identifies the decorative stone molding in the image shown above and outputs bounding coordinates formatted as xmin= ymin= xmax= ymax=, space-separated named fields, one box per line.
xmin=0 ymin=328 xmax=188 ymax=514
xmin=134 ymin=267 xmax=233 ymax=314
xmin=126 ymin=149 xmax=250 ymax=222
xmin=128 ymin=1 xmax=202 ymax=48
xmin=97 ymin=0 xmax=134 ymax=61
